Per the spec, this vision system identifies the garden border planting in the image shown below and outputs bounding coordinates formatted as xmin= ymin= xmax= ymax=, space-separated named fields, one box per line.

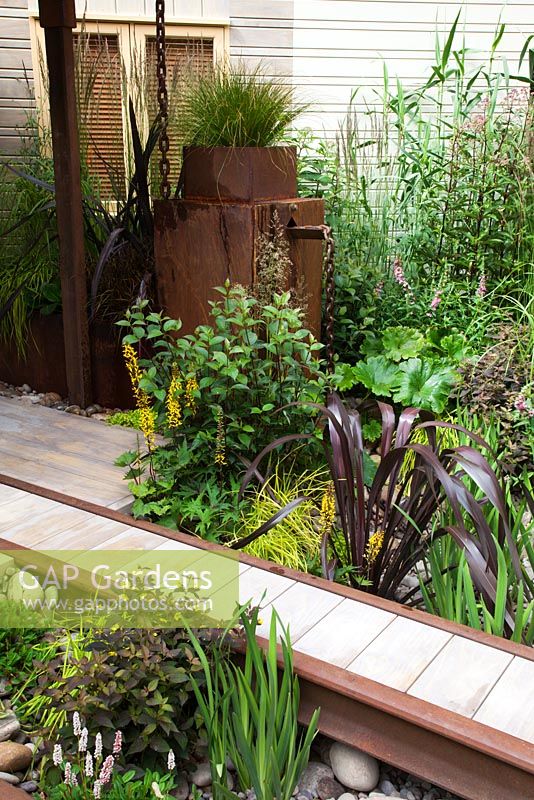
xmin=1 ymin=472 xmax=533 ymax=800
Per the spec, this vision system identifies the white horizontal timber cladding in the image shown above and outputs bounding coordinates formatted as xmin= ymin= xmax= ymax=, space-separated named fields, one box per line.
xmin=229 ymin=0 xmax=533 ymax=136
xmin=0 ymin=0 xmax=32 ymax=152
xmin=25 ymin=0 xmax=230 ymax=21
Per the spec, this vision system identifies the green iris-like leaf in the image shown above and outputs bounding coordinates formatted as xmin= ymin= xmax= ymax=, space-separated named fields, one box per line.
xmin=381 ymin=326 xmax=426 ymax=361
xmin=393 ymin=358 xmax=458 ymax=412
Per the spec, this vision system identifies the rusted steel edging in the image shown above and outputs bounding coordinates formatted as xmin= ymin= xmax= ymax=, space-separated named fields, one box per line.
xmin=2 ymin=472 xmax=534 ymax=795
xmin=297 ymin=677 xmax=534 ymax=800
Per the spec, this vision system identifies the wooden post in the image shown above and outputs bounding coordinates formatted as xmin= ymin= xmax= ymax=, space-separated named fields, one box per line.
xmin=38 ymin=0 xmax=91 ymax=407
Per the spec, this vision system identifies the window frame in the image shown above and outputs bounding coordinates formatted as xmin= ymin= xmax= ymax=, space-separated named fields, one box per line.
xmin=28 ymin=15 xmax=228 ymax=176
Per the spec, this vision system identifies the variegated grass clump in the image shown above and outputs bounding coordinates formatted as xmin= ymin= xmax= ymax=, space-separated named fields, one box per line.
xmin=233 ymin=465 xmax=330 ymax=572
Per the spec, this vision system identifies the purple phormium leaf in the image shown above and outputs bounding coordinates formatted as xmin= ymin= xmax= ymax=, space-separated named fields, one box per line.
xmin=90 ymin=227 xmax=126 ymax=320
xmin=320 ymin=531 xmax=336 ymax=581
xmin=377 ymin=401 xmax=395 ymax=457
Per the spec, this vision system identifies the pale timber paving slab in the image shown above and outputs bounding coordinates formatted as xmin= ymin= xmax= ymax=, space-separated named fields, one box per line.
xmin=474 ymin=657 xmax=534 ymax=743
xmin=0 ymin=398 xmax=136 ymax=510
xmin=255 ymin=581 xmax=344 ymax=641
xmin=407 ymin=635 xmax=513 ymax=717
xmin=237 ymin=565 xmax=294 ymax=607
xmin=346 ymin=615 xmax=452 ymax=691
xmin=295 ymin=597 xmax=396 ymax=668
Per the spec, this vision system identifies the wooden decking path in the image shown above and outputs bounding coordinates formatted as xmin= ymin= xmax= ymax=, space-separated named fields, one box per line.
xmin=0 ymin=401 xmax=534 ymax=800
xmin=0 ymin=397 xmax=138 ymax=510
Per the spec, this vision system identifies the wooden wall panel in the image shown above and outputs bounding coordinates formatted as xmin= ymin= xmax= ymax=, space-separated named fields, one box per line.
xmin=0 ymin=0 xmax=33 ymax=156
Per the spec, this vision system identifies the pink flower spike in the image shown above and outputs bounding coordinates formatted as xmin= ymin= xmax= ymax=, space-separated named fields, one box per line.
xmin=64 ymin=762 xmax=73 ymax=787
xmin=79 ymin=727 xmax=88 ymax=753
xmin=73 ymin=712 xmax=81 ymax=737
xmin=429 ymin=291 xmax=442 ymax=311
xmin=392 ymin=256 xmax=412 ymax=293
xmin=94 ymin=781 xmax=103 ymax=799
xmin=53 ymin=744 xmax=63 ymax=767
xmin=85 ymin=751 xmax=94 ymax=778
xmin=476 ymin=273 xmax=487 ymax=298
xmin=167 ymin=750 xmax=176 ymax=771
xmin=94 ymin=733 xmax=103 ymax=760
xmin=99 ymin=754 xmax=115 ymax=785
xmin=112 ymin=730 xmax=122 ymax=755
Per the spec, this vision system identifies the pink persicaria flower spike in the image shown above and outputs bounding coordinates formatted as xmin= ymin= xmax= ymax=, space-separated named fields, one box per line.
xmin=429 ymin=290 xmax=442 ymax=311
xmin=94 ymin=733 xmax=103 ymax=760
xmin=53 ymin=744 xmax=63 ymax=767
xmin=374 ymin=280 xmax=384 ymax=298
xmin=64 ymin=762 xmax=73 ymax=786
xmin=167 ymin=750 xmax=176 ymax=771
xmin=99 ymin=755 xmax=115 ymax=785
xmin=79 ymin=727 xmax=89 ymax=753
xmin=112 ymin=730 xmax=122 ymax=755
xmin=73 ymin=712 xmax=82 ymax=737
xmin=85 ymin=751 xmax=94 ymax=778
xmin=392 ymin=256 xmax=412 ymax=293
xmin=93 ymin=781 xmax=103 ymax=799
xmin=476 ymin=273 xmax=487 ymax=298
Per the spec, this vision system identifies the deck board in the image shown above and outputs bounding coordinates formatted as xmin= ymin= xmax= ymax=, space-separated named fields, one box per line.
xmin=474 ymin=657 xmax=534 ymax=743
xmin=407 ymin=636 xmax=513 ymax=717
xmin=347 ymin=616 xmax=452 ymax=691
xmin=256 ymin=581 xmax=344 ymax=641
xmin=0 ymin=398 xmax=137 ymax=510
xmin=295 ymin=597 xmax=396 ymax=668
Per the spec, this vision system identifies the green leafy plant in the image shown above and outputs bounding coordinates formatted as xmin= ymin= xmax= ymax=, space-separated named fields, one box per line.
xmin=107 ymin=410 xmax=142 ymax=429
xmin=117 ymin=283 xmax=329 ymax=535
xmin=340 ymin=326 xmax=465 ymax=413
xmin=0 ymin=629 xmax=44 ymax=696
xmin=183 ymin=61 xmax=304 ymax=147
xmin=420 ymin=538 xmax=534 ymax=644
xmin=188 ymin=606 xmax=319 ymax=800
xmin=231 ymin=463 xmax=329 ymax=571
xmin=21 ymin=629 xmax=207 ymax=771
xmin=315 ymin=21 xmax=534 ymax=364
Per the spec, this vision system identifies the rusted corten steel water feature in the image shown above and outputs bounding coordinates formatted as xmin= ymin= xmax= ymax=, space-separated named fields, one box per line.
xmin=153 ymin=145 xmax=325 ymax=338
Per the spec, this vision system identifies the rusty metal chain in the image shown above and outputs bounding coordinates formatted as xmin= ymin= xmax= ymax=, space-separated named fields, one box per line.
xmin=321 ymin=224 xmax=336 ymax=374
xmin=155 ymin=0 xmax=170 ymax=199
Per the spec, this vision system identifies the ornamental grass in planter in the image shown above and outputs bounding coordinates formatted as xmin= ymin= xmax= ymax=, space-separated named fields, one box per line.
xmin=178 ymin=61 xmax=306 ymax=202
xmin=182 ymin=61 xmax=304 ymax=149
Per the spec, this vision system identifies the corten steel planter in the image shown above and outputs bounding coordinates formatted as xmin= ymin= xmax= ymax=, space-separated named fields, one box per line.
xmin=154 ymin=145 xmax=325 ymax=337
xmin=0 ymin=314 xmax=133 ymax=408
xmin=182 ymin=145 xmax=298 ymax=201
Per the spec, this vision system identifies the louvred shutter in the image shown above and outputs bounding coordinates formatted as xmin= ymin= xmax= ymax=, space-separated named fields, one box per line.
xmin=74 ymin=33 xmax=126 ymax=199
xmin=146 ymin=37 xmax=214 ymax=189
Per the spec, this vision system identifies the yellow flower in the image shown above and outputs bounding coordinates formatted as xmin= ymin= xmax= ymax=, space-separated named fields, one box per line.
xmin=185 ymin=375 xmax=199 ymax=412
xmin=319 ymin=482 xmax=336 ymax=534
xmin=166 ymin=368 xmax=182 ymax=429
xmin=138 ymin=397 xmax=156 ymax=451
xmin=122 ymin=342 xmax=156 ymax=450
xmin=123 ymin=343 xmax=142 ymax=403
xmin=365 ymin=530 xmax=385 ymax=565
xmin=214 ymin=407 xmax=226 ymax=466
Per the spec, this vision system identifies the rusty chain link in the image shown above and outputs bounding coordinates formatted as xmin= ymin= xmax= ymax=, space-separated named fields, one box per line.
xmin=322 ymin=225 xmax=336 ymax=374
xmin=155 ymin=0 xmax=171 ymax=199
